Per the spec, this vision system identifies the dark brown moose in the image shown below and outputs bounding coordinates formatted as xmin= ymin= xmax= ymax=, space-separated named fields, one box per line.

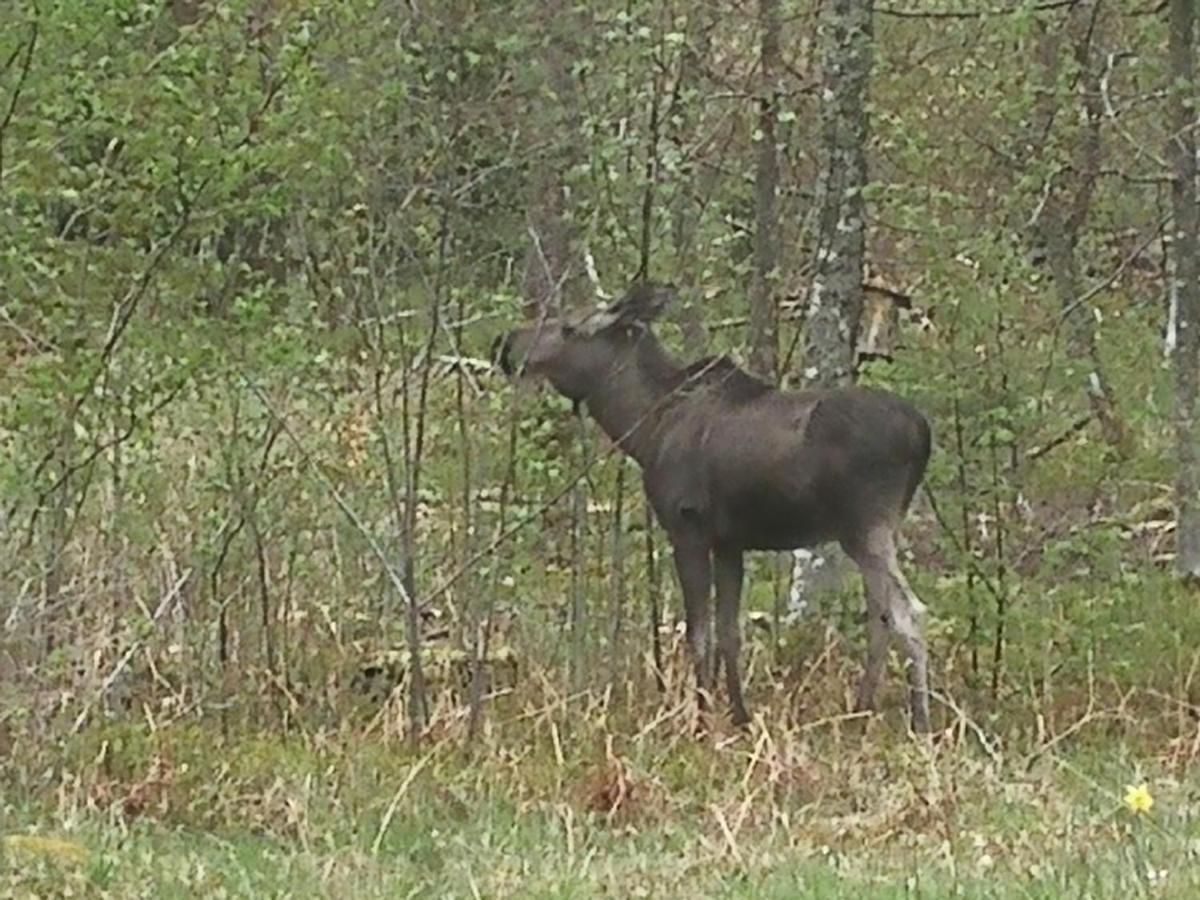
xmin=493 ymin=283 xmax=933 ymax=732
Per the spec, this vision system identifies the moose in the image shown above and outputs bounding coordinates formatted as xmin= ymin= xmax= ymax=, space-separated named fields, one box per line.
xmin=493 ymin=282 xmax=934 ymax=732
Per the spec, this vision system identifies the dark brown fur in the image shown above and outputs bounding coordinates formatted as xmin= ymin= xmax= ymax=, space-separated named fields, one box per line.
xmin=495 ymin=285 xmax=934 ymax=731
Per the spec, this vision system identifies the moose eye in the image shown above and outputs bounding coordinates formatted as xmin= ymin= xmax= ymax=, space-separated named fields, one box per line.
xmin=561 ymin=323 xmax=577 ymax=337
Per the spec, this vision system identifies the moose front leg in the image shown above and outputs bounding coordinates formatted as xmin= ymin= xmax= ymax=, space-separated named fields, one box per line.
xmin=713 ymin=548 xmax=750 ymax=727
xmin=671 ymin=541 xmax=713 ymax=715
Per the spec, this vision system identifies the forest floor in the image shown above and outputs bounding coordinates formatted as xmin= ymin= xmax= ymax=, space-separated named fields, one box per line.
xmin=3 ymin=654 xmax=1199 ymax=899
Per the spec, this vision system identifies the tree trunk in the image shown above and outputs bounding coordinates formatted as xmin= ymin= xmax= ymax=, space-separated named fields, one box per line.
xmin=801 ymin=0 xmax=873 ymax=388
xmin=1029 ymin=2 xmax=1131 ymax=458
xmin=522 ymin=4 xmax=582 ymax=316
xmin=791 ymin=0 xmax=874 ymax=617
xmin=1169 ymin=0 xmax=1200 ymax=578
xmin=669 ymin=10 xmax=719 ymax=357
xmin=750 ymin=0 xmax=781 ymax=381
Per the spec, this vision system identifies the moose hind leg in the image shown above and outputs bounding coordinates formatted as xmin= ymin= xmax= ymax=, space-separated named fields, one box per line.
xmin=672 ymin=541 xmax=714 ymax=711
xmin=843 ymin=538 xmax=893 ymax=715
xmin=713 ymin=548 xmax=749 ymax=727
xmin=886 ymin=548 xmax=931 ymax=733
xmin=844 ymin=527 xmax=931 ymax=732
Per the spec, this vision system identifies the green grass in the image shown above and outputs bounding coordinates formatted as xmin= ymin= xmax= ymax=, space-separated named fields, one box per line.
xmin=4 ymin=556 xmax=1199 ymax=898
xmin=5 ymin=821 xmax=1190 ymax=899
xmin=3 ymin=700 xmax=1198 ymax=898
xmin=2 ymin=785 xmax=1194 ymax=898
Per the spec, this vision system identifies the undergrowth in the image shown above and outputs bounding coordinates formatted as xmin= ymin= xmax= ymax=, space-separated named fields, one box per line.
xmin=4 ymin=619 xmax=1200 ymax=898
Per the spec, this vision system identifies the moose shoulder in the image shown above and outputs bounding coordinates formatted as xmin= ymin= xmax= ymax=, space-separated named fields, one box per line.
xmin=494 ymin=283 xmax=933 ymax=732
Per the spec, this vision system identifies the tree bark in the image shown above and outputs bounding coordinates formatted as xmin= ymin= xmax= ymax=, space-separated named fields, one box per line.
xmin=1169 ymin=0 xmax=1200 ymax=578
xmin=1029 ymin=1 xmax=1131 ymax=457
xmin=521 ymin=4 xmax=583 ymax=316
xmin=801 ymin=0 xmax=873 ymax=389
xmin=668 ymin=11 xmax=719 ymax=356
xmin=791 ymin=0 xmax=874 ymax=617
xmin=750 ymin=0 xmax=781 ymax=381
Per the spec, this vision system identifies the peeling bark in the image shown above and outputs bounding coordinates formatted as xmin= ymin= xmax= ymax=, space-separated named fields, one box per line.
xmin=750 ymin=0 xmax=781 ymax=380
xmin=1168 ymin=0 xmax=1200 ymax=578
xmin=802 ymin=0 xmax=873 ymax=389
xmin=792 ymin=0 xmax=874 ymax=615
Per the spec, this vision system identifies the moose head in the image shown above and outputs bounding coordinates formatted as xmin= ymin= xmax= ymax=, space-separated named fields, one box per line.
xmin=492 ymin=282 xmax=677 ymax=401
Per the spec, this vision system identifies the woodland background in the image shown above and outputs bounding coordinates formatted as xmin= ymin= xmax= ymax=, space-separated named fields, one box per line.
xmin=2 ymin=0 xmax=1199 ymax=896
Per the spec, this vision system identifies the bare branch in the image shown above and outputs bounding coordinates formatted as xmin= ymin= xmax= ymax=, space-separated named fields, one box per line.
xmin=243 ymin=378 xmax=420 ymax=631
xmin=1100 ymin=50 xmax=1168 ymax=172
xmin=71 ymin=569 xmax=192 ymax=734
xmin=0 ymin=13 xmax=38 ymax=187
xmin=878 ymin=0 xmax=1077 ymax=17
xmin=1058 ymin=214 xmax=1170 ymax=322
xmin=1025 ymin=414 xmax=1094 ymax=461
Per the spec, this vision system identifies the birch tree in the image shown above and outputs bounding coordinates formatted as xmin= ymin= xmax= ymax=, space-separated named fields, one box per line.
xmin=802 ymin=0 xmax=873 ymax=387
xmin=750 ymin=0 xmax=781 ymax=380
xmin=791 ymin=0 xmax=874 ymax=615
xmin=1169 ymin=0 xmax=1200 ymax=578
xmin=522 ymin=2 xmax=582 ymax=315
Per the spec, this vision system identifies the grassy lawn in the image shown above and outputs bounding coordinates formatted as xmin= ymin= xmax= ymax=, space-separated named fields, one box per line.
xmin=3 ymin=693 xmax=1197 ymax=898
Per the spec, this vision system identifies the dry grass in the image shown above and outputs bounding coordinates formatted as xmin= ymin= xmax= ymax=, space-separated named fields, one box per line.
xmin=2 ymin=386 xmax=1198 ymax=896
xmin=3 ymin=638 xmax=1199 ymax=898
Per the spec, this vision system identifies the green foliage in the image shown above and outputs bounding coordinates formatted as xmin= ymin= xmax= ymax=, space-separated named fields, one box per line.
xmin=0 ymin=6 xmax=1190 ymax=881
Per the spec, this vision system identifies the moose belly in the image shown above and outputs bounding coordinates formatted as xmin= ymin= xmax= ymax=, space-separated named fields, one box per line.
xmin=716 ymin=488 xmax=837 ymax=551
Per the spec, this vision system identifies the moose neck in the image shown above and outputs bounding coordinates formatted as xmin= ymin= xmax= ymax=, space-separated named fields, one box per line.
xmin=579 ymin=331 xmax=682 ymax=467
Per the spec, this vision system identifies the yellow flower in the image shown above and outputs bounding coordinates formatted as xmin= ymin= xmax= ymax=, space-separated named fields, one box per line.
xmin=1124 ymin=783 xmax=1154 ymax=815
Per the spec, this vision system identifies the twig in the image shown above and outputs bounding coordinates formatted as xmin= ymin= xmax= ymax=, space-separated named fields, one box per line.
xmin=71 ymin=570 xmax=192 ymax=734
xmin=878 ymin=0 xmax=1077 ymax=17
xmin=1030 ymin=214 xmax=1168 ymax=427
xmin=527 ymin=224 xmax=573 ymax=312
xmin=713 ymin=804 xmax=745 ymax=866
xmin=15 ymin=379 xmax=188 ymax=549
xmin=931 ymin=688 xmax=1003 ymax=766
xmin=1058 ymin=216 xmax=1169 ymax=321
xmin=243 ymin=378 xmax=420 ymax=632
xmin=923 ymin=485 xmax=1007 ymax=606
xmin=1025 ymin=414 xmax=1093 ymax=461
xmin=371 ymin=751 xmax=435 ymax=854
xmin=1026 ymin=175 xmax=1056 ymax=230
xmin=0 ymin=13 xmax=37 ymax=187
xmin=1099 ymin=49 xmax=1168 ymax=172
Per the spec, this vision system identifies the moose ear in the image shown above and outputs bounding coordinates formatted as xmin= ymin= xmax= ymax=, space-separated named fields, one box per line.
xmin=576 ymin=281 xmax=678 ymax=335
xmin=616 ymin=281 xmax=677 ymax=325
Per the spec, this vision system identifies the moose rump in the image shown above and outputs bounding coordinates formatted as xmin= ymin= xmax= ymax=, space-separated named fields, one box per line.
xmin=494 ymin=283 xmax=934 ymax=732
